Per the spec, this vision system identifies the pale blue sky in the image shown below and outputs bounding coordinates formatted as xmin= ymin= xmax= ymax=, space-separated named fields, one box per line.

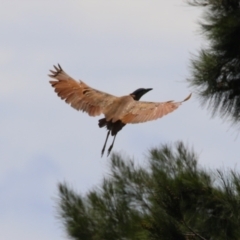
xmin=1 ymin=1 xmax=240 ymax=239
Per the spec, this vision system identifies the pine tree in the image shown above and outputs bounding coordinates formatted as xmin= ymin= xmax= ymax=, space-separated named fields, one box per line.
xmin=57 ymin=142 xmax=240 ymax=240
xmin=187 ymin=0 xmax=240 ymax=125
xmin=55 ymin=2 xmax=240 ymax=239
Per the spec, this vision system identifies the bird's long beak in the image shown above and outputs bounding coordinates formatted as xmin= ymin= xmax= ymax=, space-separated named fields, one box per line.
xmin=145 ymin=88 xmax=153 ymax=93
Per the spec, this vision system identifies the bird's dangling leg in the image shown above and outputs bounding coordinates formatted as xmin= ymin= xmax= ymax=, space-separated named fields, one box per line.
xmin=107 ymin=134 xmax=117 ymax=157
xmin=101 ymin=130 xmax=110 ymax=157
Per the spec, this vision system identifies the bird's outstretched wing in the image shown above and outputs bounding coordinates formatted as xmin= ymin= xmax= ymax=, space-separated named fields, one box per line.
xmin=49 ymin=64 xmax=118 ymax=116
xmin=119 ymin=94 xmax=191 ymax=124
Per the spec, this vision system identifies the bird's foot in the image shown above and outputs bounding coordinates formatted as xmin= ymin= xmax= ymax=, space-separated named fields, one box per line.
xmin=107 ymin=145 xmax=113 ymax=157
xmin=101 ymin=147 xmax=106 ymax=157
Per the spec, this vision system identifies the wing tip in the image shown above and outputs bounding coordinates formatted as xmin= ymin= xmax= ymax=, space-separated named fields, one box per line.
xmin=49 ymin=63 xmax=63 ymax=78
xmin=182 ymin=93 xmax=192 ymax=102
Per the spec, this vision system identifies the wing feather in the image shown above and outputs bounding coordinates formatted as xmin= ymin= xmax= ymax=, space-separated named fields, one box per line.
xmin=120 ymin=94 xmax=191 ymax=124
xmin=49 ymin=64 xmax=117 ymax=117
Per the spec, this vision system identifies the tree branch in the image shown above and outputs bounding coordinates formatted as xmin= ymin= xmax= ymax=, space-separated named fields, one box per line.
xmin=182 ymin=219 xmax=208 ymax=240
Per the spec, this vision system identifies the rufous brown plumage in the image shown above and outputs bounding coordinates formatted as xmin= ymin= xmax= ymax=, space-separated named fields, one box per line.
xmin=49 ymin=64 xmax=191 ymax=156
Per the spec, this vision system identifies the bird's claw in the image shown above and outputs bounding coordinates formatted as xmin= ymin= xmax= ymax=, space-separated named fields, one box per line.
xmin=107 ymin=146 xmax=113 ymax=157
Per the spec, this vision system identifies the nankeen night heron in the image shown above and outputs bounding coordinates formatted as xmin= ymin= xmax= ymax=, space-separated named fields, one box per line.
xmin=49 ymin=64 xmax=191 ymax=156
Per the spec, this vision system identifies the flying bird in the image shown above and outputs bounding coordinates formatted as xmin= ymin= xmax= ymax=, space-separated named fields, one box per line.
xmin=49 ymin=64 xmax=191 ymax=156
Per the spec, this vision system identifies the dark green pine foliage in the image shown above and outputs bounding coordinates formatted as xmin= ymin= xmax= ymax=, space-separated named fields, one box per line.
xmin=188 ymin=0 xmax=240 ymax=124
xmin=57 ymin=142 xmax=240 ymax=240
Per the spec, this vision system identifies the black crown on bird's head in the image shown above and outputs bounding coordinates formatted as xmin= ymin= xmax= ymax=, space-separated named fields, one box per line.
xmin=130 ymin=88 xmax=153 ymax=101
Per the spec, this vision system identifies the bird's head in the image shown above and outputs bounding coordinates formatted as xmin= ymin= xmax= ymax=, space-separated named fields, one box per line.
xmin=130 ymin=88 xmax=152 ymax=101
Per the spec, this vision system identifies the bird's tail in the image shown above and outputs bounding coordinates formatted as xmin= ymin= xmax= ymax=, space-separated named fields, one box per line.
xmin=98 ymin=118 xmax=107 ymax=128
